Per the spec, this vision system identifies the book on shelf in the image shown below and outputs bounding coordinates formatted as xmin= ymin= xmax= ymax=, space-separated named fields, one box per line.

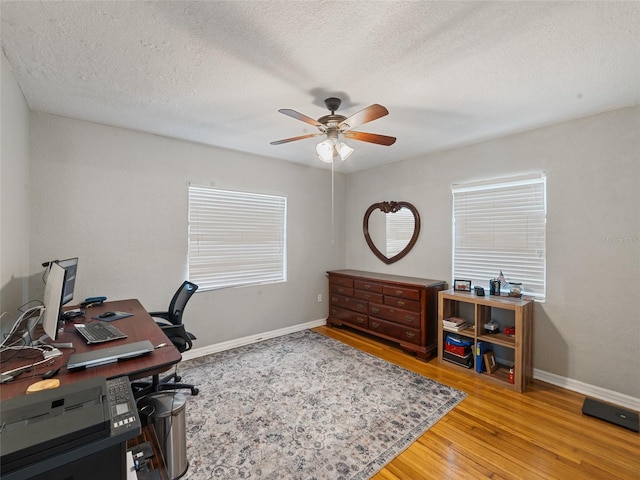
xmin=443 ymin=316 xmax=469 ymax=332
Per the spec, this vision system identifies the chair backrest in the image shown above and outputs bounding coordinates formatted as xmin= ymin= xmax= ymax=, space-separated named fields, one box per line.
xmin=167 ymin=281 xmax=199 ymax=326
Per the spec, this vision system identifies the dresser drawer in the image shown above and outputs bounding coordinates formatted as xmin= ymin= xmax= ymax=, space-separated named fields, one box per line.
xmin=354 ymin=290 xmax=383 ymax=304
xmin=369 ymin=303 xmax=420 ymax=328
xmin=383 ymin=295 xmax=420 ymax=312
xmin=330 ymin=293 xmax=368 ymax=314
xmin=330 ymin=306 xmax=368 ymax=328
xmin=330 ymin=276 xmax=354 ymax=288
xmin=354 ymin=280 xmax=383 ymax=294
xmin=382 ymin=285 xmax=420 ymax=301
xmin=368 ymin=317 xmax=421 ymax=345
xmin=331 ymin=285 xmax=354 ymax=296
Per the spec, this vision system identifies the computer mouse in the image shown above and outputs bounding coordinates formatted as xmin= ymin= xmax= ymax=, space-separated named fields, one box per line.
xmin=100 ymin=311 xmax=116 ymax=318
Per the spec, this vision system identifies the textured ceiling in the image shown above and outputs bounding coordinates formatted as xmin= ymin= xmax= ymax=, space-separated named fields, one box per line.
xmin=1 ymin=1 xmax=639 ymax=173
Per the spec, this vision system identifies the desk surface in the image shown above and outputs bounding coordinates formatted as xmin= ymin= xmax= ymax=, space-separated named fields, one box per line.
xmin=0 ymin=299 xmax=181 ymax=401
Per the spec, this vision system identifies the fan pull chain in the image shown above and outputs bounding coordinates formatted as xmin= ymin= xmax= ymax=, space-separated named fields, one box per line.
xmin=331 ymin=159 xmax=335 ymax=243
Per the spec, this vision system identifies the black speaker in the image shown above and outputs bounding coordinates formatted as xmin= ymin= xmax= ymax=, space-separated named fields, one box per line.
xmin=582 ymin=397 xmax=639 ymax=432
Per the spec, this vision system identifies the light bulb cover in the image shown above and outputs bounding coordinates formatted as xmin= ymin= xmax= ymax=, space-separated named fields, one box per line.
xmin=336 ymin=142 xmax=354 ymax=161
xmin=316 ymin=139 xmax=335 ymax=162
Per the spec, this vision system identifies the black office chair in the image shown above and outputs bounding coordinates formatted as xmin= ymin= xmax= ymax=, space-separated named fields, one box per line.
xmin=133 ymin=281 xmax=199 ymax=397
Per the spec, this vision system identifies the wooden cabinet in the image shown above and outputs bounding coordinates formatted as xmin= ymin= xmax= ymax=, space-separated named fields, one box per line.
xmin=437 ymin=290 xmax=534 ymax=392
xmin=327 ymin=270 xmax=446 ymax=360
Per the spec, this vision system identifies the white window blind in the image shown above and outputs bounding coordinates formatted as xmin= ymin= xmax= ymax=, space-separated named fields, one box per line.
xmin=188 ymin=185 xmax=287 ymax=291
xmin=386 ymin=208 xmax=415 ymax=257
xmin=452 ymin=173 xmax=546 ymax=300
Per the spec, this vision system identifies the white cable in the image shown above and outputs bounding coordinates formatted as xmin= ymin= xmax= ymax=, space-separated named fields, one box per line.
xmin=0 ymin=306 xmax=44 ymax=349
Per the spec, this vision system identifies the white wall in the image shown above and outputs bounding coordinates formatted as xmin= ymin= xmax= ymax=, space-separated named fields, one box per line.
xmin=0 ymin=52 xmax=31 ymax=315
xmin=346 ymin=106 xmax=640 ymax=399
xmin=28 ymin=113 xmax=346 ymax=346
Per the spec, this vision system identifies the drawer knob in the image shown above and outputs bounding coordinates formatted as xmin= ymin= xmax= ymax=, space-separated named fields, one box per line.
xmin=371 ymin=307 xmax=379 ymax=314
xmin=396 ymin=290 xmax=403 ymax=296
xmin=356 ymin=317 xmax=365 ymax=324
xmin=397 ymin=300 xmax=405 ymax=307
xmin=405 ymin=331 xmax=416 ymax=339
xmin=365 ymin=285 xmax=371 ymax=289
xmin=405 ymin=315 xmax=416 ymax=323
xmin=371 ymin=321 xmax=380 ymax=328
xmin=331 ymin=296 xmax=337 ymax=302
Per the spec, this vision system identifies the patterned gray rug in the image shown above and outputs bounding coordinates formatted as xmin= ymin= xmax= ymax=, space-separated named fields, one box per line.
xmin=178 ymin=330 xmax=465 ymax=480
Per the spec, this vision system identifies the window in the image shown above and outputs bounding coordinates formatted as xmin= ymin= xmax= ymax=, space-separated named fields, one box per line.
xmin=452 ymin=173 xmax=546 ymax=300
xmin=188 ymin=185 xmax=287 ymax=291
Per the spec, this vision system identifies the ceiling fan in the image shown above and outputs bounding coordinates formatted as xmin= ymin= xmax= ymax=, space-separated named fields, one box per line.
xmin=270 ymin=97 xmax=396 ymax=163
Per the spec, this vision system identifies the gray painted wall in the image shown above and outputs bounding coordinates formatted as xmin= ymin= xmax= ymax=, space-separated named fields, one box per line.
xmin=27 ymin=113 xmax=346 ymax=347
xmin=0 ymin=53 xmax=30 ymax=316
xmin=345 ymin=106 xmax=640 ymax=398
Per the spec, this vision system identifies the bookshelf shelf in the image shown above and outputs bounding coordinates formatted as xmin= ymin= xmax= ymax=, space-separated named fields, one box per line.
xmin=438 ymin=290 xmax=534 ymax=392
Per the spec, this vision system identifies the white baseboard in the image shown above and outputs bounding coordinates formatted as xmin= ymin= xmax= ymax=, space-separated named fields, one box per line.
xmin=534 ymin=368 xmax=640 ymax=412
xmin=181 ymin=318 xmax=327 ymax=362
xmin=182 ymin=322 xmax=639 ymax=413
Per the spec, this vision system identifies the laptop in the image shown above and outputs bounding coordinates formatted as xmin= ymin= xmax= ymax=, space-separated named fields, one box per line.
xmin=74 ymin=322 xmax=127 ymax=344
xmin=66 ymin=340 xmax=155 ymax=370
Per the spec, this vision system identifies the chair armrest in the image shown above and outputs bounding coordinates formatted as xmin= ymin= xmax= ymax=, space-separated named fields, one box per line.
xmin=149 ymin=311 xmax=171 ymax=322
xmin=160 ymin=324 xmax=193 ymax=352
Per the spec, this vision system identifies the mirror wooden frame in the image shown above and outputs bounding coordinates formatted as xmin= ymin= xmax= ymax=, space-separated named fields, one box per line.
xmin=363 ymin=201 xmax=421 ymax=264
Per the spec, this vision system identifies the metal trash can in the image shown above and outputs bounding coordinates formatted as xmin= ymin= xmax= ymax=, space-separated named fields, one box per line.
xmin=138 ymin=392 xmax=189 ymax=479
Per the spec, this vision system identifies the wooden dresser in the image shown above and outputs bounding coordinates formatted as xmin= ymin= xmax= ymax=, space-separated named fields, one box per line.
xmin=327 ymin=270 xmax=446 ymax=360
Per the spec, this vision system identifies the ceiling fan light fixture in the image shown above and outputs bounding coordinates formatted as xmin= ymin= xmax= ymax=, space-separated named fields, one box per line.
xmin=316 ymin=139 xmax=335 ymax=163
xmin=336 ymin=141 xmax=354 ymax=161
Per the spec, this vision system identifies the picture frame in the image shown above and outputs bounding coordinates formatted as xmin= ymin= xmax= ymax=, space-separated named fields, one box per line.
xmin=453 ymin=279 xmax=472 ymax=292
xmin=483 ymin=351 xmax=498 ymax=373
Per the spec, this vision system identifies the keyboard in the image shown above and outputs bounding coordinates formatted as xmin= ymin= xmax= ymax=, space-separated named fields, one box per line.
xmin=74 ymin=322 xmax=127 ymax=344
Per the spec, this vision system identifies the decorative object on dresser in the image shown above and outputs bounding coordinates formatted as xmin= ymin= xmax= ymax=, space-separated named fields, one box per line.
xmin=437 ymin=289 xmax=534 ymax=392
xmin=363 ymin=201 xmax=420 ymax=264
xmin=327 ymin=270 xmax=446 ymax=360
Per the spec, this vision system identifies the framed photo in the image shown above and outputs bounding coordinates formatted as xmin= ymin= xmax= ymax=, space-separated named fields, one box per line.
xmin=483 ymin=351 xmax=498 ymax=373
xmin=453 ymin=279 xmax=472 ymax=292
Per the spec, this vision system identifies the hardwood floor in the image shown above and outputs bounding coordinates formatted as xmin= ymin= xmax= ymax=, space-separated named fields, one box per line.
xmin=312 ymin=325 xmax=639 ymax=480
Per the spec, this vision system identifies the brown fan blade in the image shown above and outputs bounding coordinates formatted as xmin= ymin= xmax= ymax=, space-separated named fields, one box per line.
xmin=278 ymin=109 xmax=324 ymax=128
xmin=339 ymin=104 xmax=389 ymax=131
xmin=270 ymin=132 xmax=324 ymax=145
xmin=343 ymin=131 xmax=396 ymax=146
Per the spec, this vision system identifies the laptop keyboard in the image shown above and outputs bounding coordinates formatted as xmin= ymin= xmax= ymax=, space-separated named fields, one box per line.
xmin=75 ymin=322 xmax=127 ymax=343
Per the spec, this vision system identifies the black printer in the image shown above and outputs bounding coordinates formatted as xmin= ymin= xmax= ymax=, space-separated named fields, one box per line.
xmin=0 ymin=376 xmax=140 ymax=480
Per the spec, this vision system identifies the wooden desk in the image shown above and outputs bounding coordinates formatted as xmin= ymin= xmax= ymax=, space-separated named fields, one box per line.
xmin=0 ymin=299 xmax=181 ymax=400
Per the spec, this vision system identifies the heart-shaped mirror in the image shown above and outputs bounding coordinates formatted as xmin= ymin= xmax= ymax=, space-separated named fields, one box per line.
xmin=363 ymin=201 xmax=421 ymax=264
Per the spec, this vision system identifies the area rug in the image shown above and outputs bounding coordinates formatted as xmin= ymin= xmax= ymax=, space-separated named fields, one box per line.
xmin=178 ymin=330 xmax=465 ymax=480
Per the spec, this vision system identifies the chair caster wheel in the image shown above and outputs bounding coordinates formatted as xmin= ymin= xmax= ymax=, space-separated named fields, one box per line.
xmin=191 ymin=388 xmax=199 ymax=396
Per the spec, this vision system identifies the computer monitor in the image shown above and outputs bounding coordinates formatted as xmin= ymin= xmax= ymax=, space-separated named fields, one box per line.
xmin=41 ymin=262 xmax=66 ymax=341
xmin=57 ymin=257 xmax=78 ymax=306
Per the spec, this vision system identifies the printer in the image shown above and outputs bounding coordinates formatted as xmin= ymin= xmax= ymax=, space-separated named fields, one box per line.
xmin=0 ymin=376 xmax=140 ymax=480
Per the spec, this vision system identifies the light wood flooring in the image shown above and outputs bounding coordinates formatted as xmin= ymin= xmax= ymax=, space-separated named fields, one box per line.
xmin=312 ymin=325 xmax=639 ymax=480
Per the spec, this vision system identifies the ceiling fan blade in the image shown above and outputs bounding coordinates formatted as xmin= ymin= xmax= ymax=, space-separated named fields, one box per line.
xmin=278 ymin=109 xmax=324 ymax=128
xmin=343 ymin=131 xmax=396 ymax=146
xmin=339 ymin=104 xmax=389 ymax=131
xmin=270 ymin=132 xmax=324 ymax=145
